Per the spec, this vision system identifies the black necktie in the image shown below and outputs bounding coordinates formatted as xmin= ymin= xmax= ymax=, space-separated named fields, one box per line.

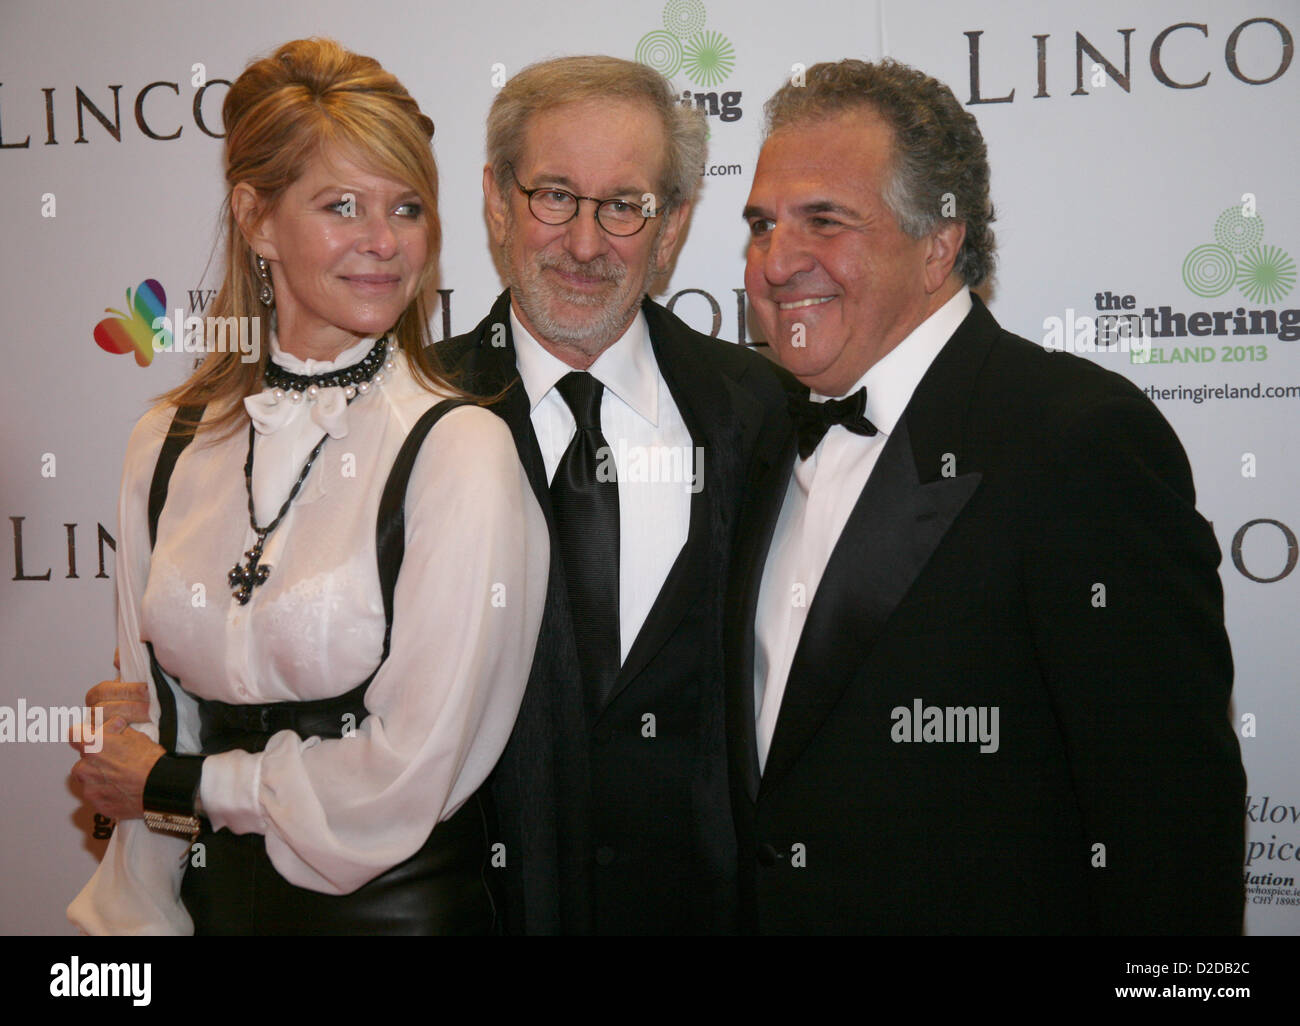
xmin=788 ymin=386 xmax=879 ymax=459
xmin=551 ymin=371 xmax=620 ymax=714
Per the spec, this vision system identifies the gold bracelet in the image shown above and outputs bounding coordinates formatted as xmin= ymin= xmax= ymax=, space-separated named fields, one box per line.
xmin=142 ymin=810 xmax=201 ymax=844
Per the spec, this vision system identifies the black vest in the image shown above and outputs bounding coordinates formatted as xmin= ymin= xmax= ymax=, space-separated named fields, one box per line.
xmin=146 ymin=399 xmax=495 ymax=935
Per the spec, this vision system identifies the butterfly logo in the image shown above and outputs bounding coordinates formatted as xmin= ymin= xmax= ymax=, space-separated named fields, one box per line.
xmin=93 ymin=279 xmax=169 ymax=367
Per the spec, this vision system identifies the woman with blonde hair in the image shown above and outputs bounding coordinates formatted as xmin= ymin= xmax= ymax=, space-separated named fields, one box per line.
xmin=68 ymin=38 xmax=546 ymax=934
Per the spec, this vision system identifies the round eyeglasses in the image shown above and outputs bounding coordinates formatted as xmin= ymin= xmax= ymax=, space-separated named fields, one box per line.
xmin=508 ymin=164 xmax=661 ymax=237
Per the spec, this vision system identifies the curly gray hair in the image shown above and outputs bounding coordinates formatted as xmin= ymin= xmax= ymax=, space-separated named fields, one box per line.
xmin=763 ymin=58 xmax=996 ymax=287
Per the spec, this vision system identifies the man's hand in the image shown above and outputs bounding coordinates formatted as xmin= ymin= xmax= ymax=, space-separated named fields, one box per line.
xmin=85 ymin=680 xmax=151 ymax=727
xmin=70 ymin=716 xmax=164 ymax=821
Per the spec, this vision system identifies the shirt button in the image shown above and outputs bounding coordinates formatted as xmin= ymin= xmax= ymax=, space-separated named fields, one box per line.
xmin=595 ymin=846 xmax=616 ymax=866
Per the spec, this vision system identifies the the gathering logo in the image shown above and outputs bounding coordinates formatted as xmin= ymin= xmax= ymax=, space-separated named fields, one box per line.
xmin=1051 ymin=198 xmax=1300 ymax=366
xmin=635 ymin=0 xmax=742 ymax=124
xmin=1183 ymin=203 xmax=1296 ymax=305
xmin=1124 ymin=198 xmax=1300 ymax=362
xmin=93 ymin=278 xmax=169 ymax=366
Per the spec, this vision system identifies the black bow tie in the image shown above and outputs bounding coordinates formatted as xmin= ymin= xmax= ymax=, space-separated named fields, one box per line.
xmin=788 ymin=387 xmax=879 ymax=459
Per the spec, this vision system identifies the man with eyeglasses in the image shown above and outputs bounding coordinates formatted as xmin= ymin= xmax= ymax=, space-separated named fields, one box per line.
xmin=439 ymin=55 xmax=791 ymax=935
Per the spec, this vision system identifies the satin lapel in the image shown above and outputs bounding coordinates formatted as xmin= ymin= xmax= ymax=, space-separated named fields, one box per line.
xmin=447 ymin=290 xmax=517 ymax=393
xmin=447 ymin=291 xmax=553 ymax=523
xmin=728 ymin=425 xmax=798 ymax=804
xmin=759 ymin=418 xmax=980 ymax=794
xmin=758 ymin=299 xmax=1002 ymax=796
xmin=605 ymin=302 xmax=766 ymax=705
xmin=497 ymin=382 xmax=551 ymax=521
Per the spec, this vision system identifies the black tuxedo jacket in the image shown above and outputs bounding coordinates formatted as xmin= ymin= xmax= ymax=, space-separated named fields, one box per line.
xmin=726 ymin=296 xmax=1246 ymax=934
xmin=439 ymin=290 xmax=790 ymax=934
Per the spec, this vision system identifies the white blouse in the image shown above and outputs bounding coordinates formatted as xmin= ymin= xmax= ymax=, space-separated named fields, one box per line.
xmin=68 ymin=336 xmax=548 ymax=934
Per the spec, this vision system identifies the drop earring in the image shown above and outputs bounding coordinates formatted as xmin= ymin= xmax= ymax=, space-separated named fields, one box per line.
xmin=255 ymin=254 xmax=275 ymax=307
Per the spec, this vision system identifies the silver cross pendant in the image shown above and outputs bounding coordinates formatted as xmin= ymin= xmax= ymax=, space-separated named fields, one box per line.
xmin=228 ymin=532 xmax=272 ymax=605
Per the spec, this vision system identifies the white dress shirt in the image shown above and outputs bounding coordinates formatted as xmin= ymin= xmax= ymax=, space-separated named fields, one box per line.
xmin=69 ymin=337 xmax=548 ymax=934
xmin=511 ymin=307 xmax=693 ymax=664
xmin=754 ymin=287 xmax=973 ymax=771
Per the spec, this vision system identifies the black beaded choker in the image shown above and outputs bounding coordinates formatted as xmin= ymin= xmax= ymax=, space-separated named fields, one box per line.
xmin=262 ymin=335 xmax=390 ymax=399
xmin=227 ymin=337 xmax=391 ymax=603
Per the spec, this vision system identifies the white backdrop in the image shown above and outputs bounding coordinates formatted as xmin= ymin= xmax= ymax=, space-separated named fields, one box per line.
xmin=1 ymin=0 xmax=1296 ymax=934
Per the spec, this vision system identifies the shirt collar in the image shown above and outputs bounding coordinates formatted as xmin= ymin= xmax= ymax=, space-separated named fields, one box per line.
xmin=509 ymin=303 xmax=659 ymax=425
xmin=247 ymin=331 xmax=392 ymax=439
xmin=269 ymin=330 xmax=380 ymax=376
xmin=815 ymin=286 xmax=972 ymax=436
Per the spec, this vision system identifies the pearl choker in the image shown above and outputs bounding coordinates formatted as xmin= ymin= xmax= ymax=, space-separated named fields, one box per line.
xmin=262 ymin=336 xmax=394 ymax=403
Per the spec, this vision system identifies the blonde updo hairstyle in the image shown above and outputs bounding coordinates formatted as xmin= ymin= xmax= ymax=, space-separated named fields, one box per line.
xmin=164 ymin=37 xmax=457 ymax=435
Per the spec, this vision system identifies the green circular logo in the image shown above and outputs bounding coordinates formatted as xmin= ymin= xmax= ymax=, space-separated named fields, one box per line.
xmin=1236 ymin=245 xmax=1296 ymax=304
xmin=682 ymin=29 xmax=735 ymax=87
xmin=1181 ymin=244 xmax=1236 ymax=297
xmin=635 ymin=30 xmax=684 ymax=77
xmin=1214 ymin=205 xmax=1264 ymax=254
xmin=663 ymin=0 xmax=706 ymax=38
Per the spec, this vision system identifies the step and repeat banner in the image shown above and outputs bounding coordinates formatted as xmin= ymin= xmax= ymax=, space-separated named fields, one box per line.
xmin=1 ymin=0 xmax=1296 ymax=934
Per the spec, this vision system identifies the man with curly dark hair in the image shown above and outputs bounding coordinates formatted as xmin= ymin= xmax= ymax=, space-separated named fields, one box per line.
xmin=727 ymin=58 xmax=1245 ymax=934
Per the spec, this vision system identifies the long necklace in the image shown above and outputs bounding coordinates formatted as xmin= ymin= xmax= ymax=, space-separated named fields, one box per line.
xmin=228 ymin=337 xmax=392 ymax=604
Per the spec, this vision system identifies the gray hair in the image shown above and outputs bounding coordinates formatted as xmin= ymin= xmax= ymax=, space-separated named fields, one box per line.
xmin=763 ymin=58 xmax=995 ymax=287
xmin=486 ymin=55 xmax=706 ymax=211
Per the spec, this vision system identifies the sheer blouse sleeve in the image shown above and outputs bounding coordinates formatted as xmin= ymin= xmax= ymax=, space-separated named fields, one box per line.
xmin=67 ymin=406 xmax=200 ymax=934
